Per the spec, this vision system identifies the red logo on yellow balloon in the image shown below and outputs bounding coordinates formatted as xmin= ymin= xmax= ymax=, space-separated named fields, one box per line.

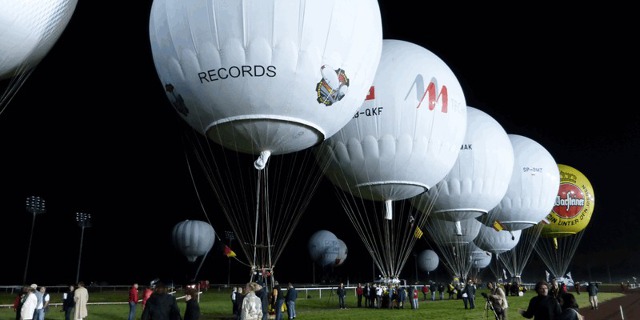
xmin=552 ymin=184 xmax=585 ymax=219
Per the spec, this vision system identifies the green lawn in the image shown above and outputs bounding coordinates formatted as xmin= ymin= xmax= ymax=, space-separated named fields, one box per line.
xmin=0 ymin=287 xmax=623 ymax=320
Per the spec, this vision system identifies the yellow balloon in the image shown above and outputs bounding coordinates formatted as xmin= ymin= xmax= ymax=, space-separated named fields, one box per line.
xmin=541 ymin=164 xmax=595 ymax=238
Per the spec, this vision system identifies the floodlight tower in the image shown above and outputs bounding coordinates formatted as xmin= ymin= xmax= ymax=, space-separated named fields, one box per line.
xmin=75 ymin=212 xmax=92 ymax=283
xmin=24 ymin=196 xmax=46 ymax=283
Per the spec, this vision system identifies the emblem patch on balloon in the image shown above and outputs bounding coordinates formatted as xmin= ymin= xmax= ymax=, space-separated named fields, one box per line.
xmin=316 ymin=65 xmax=349 ymax=106
xmin=553 ymin=184 xmax=585 ymax=219
xmin=164 ymin=83 xmax=189 ymax=116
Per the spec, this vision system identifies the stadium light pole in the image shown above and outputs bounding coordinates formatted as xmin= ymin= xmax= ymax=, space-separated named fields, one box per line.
xmin=24 ymin=196 xmax=46 ymax=284
xmin=225 ymin=230 xmax=235 ymax=286
xmin=75 ymin=212 xmax=92 ymax=283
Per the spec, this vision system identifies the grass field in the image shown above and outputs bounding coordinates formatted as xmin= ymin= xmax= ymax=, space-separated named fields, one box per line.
xmin=0 ymin=286 xmax=623 ymax=320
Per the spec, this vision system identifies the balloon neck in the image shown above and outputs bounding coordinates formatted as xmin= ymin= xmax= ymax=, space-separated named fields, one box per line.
xmin=454 ymin=220 xmax=462 ymax=236
xmin=254 ymin=150 xmax=272 ymax=170
xmin=384 ymin=200 xmax=393 ymax=220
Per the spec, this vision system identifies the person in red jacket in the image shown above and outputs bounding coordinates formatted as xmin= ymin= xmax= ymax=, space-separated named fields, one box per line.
xmin=421 ymin=284 xmax=429 ymax=301
xmin=412 ymin=286 xmax=420 ymax=309
xmin=356 ymin=284 xmax=364 ymax=308
xmin=142 ymin=286 xmax=153 ymax=309
xmin=128 ymin=283 xmax=139 ymax=320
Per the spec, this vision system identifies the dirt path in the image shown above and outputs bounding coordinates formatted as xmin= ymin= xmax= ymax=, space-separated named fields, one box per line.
xmin=579 ymin=289 xmax=640 ymax=320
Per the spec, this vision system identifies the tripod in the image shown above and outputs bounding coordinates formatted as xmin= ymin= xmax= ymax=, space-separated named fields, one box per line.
xmin=481 ymin=292 xmax=500 ymax=320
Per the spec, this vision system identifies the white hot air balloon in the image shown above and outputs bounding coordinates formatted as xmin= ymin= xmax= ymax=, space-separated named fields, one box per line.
xmin=316 ymin=39 xmax=467 ymax=283
xmin=308 ymin=230 xmax=339 ymax=263
xmin=171 ymin=220 xmax=216 ymax=263
xmin=485 ymin=134 xmax=560 ymax=231
xmin=470 ymin=242 xmax=492 ymax=270
xmin=1 ymin=0 xmax=78 ymax=110
xmin=475 ymin=224 xmax=522 ymax=254
xmin=321 ymin=39 xmax=467 ymax=208
xmin=425 ymin=217 xmax=482 ymax=280
xmin=149 ymin=0 xmax=383 ymax=284
xmin=412 ymin=106 xmax=513 ymax=228
xmin=483 ymin=134 xmax=560 ymax=283
xmin=418 ymin=249 xmax=439 ymax=273
xmin=149 ymin=0 xmax=383 ymax=166
xmin=334 ymin=239 xmax=348 ymax=267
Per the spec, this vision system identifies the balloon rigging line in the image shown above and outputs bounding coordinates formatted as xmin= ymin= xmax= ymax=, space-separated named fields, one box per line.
xmin=0 ymin=67 xmax=34 ymax=117
xmin=182 ymin=131 xmax=252 ymax=268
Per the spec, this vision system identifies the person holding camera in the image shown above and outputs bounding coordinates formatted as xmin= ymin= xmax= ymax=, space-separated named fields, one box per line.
xmin=487 ymin=281 xmax=508 ymax=320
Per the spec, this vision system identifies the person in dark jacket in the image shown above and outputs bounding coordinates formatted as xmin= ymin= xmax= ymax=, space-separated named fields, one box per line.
xmin=273 ymin=283 xmax=285 ymax=320
xmin=234 ymin=287 xmax=244 ymax=320
xmin=183 ymin=288 xmax=200 ymax=320
xmin=285 ymin=283 xmax=297 ymax=320
xmin=255 ymin=283 xmax=269 ymax=320
xmin=586 ymin=282 xmax=599 ymax=309
xmin=463 ymin=279 xmax=476 ymax=309
xmin=557 ymin=293 xmax=583 ymax=320
xmin=62 ymin=285 xmax=75 ymax=320
xmin=336 ymin=283 xmax=346 ymax=309
xmin=141 ymin=282 xmax=182 ymax=320
xmin=519 ymin=281 xmax=562 ymax=320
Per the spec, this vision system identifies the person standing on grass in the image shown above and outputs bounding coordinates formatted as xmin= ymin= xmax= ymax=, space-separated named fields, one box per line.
xmin=183 ymin=288 xmax=200 ymax=320
xmin=587 ymin=282 xmax=599 ymax=310
xmin=487 ymin=281 xmax=508 ymax=320
xmin=438 ymin=282 xmax=445 ymax=300
xmin=273 ymin=283 xmax=285 ymax=320
xmin=411 ymin=286 xmax=420 ymax=309
xmin=369 ymin=284 xmax=377 ymax=308
xmin=128 ymin=283 xmax=139 ymax=320
xmin=463 ymin=279 xmax=476 ymax=309
xmin=21 ymin=286 xmax=37 ymax=320
xmin=231 ymin=287 xmax=238 ymax=316
xmin=240 ymin=282 xmax=262 ymax=320
xmin=14 ymin=286 xmax=27 ymax=320
xmin=62 ymin=285 xmax=75 ymax=320
xmin=142 ymin=285 xmax=154 ymax=309
xmin=336 ymin=283 xmax=346 ymax=309
xmin=141 ymin=281 xmax=182 ymax=320
xmin=74 ymin=281 xmax=89 ymax=320
xmin=356 ymin=283 xmax=363 ymax=307
xmin=558 ymin=293 xmax=584 ymax=320
xmin=422 ymin=283 xmax=429 ymax=301
xmin=285 ymin=283 xmax=297 ymax=320
xmin=39 ymin=287 xmax=50 ymax=320
xmin=254 ymin=281 xmax=269 ymax=320
xmin=235 ymin=287 xmax=244 ymax=320
xmin=518 ymin=281 xmax=561 ymax=320
xmin=31 ymin=284 xmax=43 ymax=320
xmin=430 ymin=282 xmax=437 ymax=301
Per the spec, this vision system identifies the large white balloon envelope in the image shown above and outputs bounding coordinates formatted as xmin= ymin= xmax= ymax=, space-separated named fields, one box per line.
xmin=470 ymin=242 xmax=492 ymax=269
xmin=426 ymin=217 xmax=482 ymax=244
xmin=319 ymin=39 xmax=467 ymax=216
xmin=412 ymin=106 xmax=513 ymax=222
xmin=418 ymin=249 xmax=439 ymax=273
xmin=486 ymin=134 xmax=560 ymax=231
xmin=171 ymin=220 xmax=216 ymax=262
xmin=334 ymin=239 xmax=348 ymax=267
xmin=0 ymin=0 xmax=78 ymax=79
xmin=474 ymin=223 xmax=521 ymax=254
xmin=149 ymin=0 xmax=383 ymax=166
xmin=308 ymin=230 xmax=339 ymax=265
